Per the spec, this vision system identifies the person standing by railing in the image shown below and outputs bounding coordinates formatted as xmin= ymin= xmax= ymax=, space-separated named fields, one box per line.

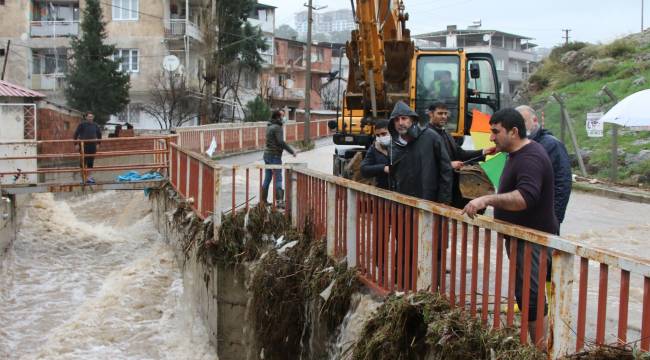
xmin=262 ymin=109 xmax=296 ymax=207
xmin=73 ymin=111 xmax=102 ymax=184
xmin=462 ymin=108 xmax=558 ymax=350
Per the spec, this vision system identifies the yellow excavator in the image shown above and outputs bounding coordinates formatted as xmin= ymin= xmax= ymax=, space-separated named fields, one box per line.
xmin=330 ymin=0 xmax=501 ymax=180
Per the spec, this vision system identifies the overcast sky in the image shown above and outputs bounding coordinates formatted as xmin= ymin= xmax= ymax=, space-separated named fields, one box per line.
xmin=261 ymin=0 xmax=646 ymax=48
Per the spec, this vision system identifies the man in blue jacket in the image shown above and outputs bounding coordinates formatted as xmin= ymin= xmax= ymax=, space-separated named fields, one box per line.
xmin=516 ymin=105 xmax=572 ymax=227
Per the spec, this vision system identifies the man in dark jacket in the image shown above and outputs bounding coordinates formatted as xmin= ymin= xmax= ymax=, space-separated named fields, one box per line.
xmin=389 ymin=101 xmax=453 ymax=204
xmin=427 ymin=102 xmax=496 ymax=208
xmin=262 ymin=109 xmax=296 ymax=205
xmin=360 ymin=119 xmax=391 ymax=189
xmin=516 ymin=105 xmax=572 ymax=227
xmin=73 ymin=111 xmax=102 ymax=184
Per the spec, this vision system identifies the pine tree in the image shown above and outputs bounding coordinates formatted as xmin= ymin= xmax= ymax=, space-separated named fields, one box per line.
xmin=65 ymin=0 xmax=129 ymax=125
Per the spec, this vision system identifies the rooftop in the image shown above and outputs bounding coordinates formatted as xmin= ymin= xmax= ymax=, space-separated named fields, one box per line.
xmin=0 ymin=80 xmax=46 ymax=98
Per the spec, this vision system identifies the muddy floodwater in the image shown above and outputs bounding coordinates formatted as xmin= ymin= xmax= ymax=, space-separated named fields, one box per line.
xmin=0 ymin=191 xmax=217 ymax=360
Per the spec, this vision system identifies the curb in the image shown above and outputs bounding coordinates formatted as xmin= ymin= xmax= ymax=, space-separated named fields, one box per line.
xmin=573 ymin=182 xmax=650 ymax=204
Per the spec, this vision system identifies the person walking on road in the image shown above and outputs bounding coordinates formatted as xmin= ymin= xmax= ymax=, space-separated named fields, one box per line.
xmin=360 ymin=119 xmax=392 ymax=190
xmin=462 ymin=108 xmax=558 ymax=350
xmin=73 ymin=111 xmax=102 ymax=184
xmin=262 ymin=109 xmax=296 ymax=206
xmin=516 ymin=105 xmax=572 ymax=228
xmin=427 ymin=102 xmax=496 ymax=208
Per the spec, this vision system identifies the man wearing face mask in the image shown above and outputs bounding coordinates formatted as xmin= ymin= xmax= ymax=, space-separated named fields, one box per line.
xmin=388 ymin=101 xmax=453 ymax=204
xmin=360 ymin=119 xmax=392 ymax=190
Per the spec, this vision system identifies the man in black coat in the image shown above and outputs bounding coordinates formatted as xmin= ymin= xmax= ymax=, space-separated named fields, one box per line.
xmin=360 ymin=119 xmax=391 ymax=190
xmin=388 ymin=101 xmax=452 ymax=204
xmin=73 ymin=112 xmax=102 ymax=183
xmin=427 ymin=102 xmax=496 ymax=208
xmin=516 ymin=105 xmax=572 ymax=227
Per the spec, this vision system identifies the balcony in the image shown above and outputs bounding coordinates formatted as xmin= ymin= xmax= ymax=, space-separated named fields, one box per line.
xmin=164 ymin=19 xmax=203 ymax=42
xmin=30 ymin=21 xmax=79 ymax=37
xmin=270 ymin=87 xmax=304 ymax=100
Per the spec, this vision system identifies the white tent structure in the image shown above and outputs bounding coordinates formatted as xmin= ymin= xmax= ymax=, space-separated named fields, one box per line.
xmin=600 ymin=89 xmax=650 ymax=127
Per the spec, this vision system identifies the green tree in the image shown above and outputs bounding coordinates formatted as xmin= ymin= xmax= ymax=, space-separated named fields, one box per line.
xmin=244 ymin=96 xmax=271 ymax=122
xmin=65 ymin=0 xmax=130 ymax=125
xmin=201 ymin=0 xmax=268 ymax=122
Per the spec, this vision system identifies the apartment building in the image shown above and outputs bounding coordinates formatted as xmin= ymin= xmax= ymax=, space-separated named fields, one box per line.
xmin=414 ymin=24 xmax=538 ymax=106
xmin=294 ymin=9 xmax=354 ymax=36
xmin=268 ymin=36 xmax=333 ymax=119
xmin=0 ymin=0 xmax=206 ymax=129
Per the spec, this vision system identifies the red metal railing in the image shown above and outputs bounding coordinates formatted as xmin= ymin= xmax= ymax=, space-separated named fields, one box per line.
xmin=0 ymin=136 xmax=171 ymax=185
xmin=165 ymin=150 xmax=650 ymax=359
xmin=176 ymin=119 xmax=334 ymax=155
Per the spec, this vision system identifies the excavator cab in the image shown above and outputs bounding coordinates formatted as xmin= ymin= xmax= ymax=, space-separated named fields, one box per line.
xmin=412 ymin=50 xmax=500 ymax=138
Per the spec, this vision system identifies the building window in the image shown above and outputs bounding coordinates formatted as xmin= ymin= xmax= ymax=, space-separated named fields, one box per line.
xmin=117 ymin=103 xmax=142 ymax=124
xmin=112 ymin=0 xmax=138 ymax=21
xmin=32 ymin=49 xmax=68 ymax=75
xmin=258 ymin=9 xmax=267 ymax=21
xmin=495 ymin=59 xmax=504 ymax=71
xmin=113 ymin=49 xmax=139 ymax=73
xmin=243 ymin=71 xmax=258 ymax=89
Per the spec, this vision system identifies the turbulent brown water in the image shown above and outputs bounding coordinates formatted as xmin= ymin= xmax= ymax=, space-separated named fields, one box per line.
xmin=0 ymin=191 xmax=217 ymax=360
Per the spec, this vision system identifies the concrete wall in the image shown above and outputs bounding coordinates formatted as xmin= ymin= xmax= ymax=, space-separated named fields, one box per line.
xmin=149 ymin=187 xmax=256 ymax=360
xmin=0 ymin=194 xmax=16 ymax=255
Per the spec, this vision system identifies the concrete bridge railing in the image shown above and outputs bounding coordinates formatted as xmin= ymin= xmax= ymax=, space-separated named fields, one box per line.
xmin=168 ymin=143 xmax=650 ymax=359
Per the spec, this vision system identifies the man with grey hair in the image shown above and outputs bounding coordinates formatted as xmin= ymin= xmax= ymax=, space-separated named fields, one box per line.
xmin=516 ymin=105 xmax=573 ymax=227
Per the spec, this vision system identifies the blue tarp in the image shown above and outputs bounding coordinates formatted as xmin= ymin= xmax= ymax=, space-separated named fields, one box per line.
xmin=116 ymin=171 xmax=164 ymax=182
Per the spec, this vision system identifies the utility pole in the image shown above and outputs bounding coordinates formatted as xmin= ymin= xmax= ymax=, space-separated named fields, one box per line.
xmin=1 ymin=40 xmax=10 ymax=81
xmin=562 ymin=29 xmax=571 ymax=45
xmin=643 ymin=0 xmax=645 ymax=31
xmin=303 ymin=1 xmax=326 ymax=142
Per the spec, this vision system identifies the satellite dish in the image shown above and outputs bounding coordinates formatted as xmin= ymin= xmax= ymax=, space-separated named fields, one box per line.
xmin=20 ymin=33 xmax=29 ymax=42
xmin=162 ymin=55 xmax=180 ymax=72
xmin=483 ymin=34 xmax=491 ymax=42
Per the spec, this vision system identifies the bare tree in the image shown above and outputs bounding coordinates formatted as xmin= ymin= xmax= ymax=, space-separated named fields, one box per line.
xmin=319 ymin=78 xmax=346 ymax=110
xmin=142 ymin=70 xmax=198 ymax=130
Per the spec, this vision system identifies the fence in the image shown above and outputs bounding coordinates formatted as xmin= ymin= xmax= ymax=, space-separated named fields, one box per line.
xmin=165 ymin=145 xmax=650 ymax=359
xmin=0 ymin=136 xmax=171 ymax=185
xmin=175 ymin=119 xmax=333 ymax=155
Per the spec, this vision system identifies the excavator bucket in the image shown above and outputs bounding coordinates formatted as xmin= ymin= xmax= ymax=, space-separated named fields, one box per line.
xmin=458 ymin=165 xmax=495 ymax=199
xmin=384 ymin=39 xmax=414 ymax=86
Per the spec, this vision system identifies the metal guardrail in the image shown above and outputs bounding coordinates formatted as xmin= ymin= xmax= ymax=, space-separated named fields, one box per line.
xmin=167 ymin=145 xmax=650 ymax=359
xmin=175 ymin=119 xmax=333 ymax=155
xmin=0 ymin=136 xmax=172 ymax=185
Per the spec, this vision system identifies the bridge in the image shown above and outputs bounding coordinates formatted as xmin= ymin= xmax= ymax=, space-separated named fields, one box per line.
xmin=1 ymin=130 xmax=649 ymax=359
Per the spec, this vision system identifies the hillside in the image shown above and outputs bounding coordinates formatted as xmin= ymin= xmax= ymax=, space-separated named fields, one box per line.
xmin=515 ymin=30 xmax=650 ymax=186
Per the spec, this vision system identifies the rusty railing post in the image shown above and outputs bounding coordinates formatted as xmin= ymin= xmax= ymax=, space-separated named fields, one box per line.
xmin=80 ymin=140 xmax=86 ymax=183
xmin=551 ymin=249 xmax=575 ymax=358
xmin=326 ymin=182 xmax=336 ymax=257
xmin=346 ymin=188 xmax=358 ymax=267
xmin=213 ymin=166 xmax=222 ymax=237
xmin=416 ymin=209 xmax=434 ymax=291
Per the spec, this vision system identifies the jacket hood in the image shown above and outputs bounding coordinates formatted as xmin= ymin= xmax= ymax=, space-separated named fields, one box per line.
xmin=389 ymin=101 xmax=419 ymax=121
xmin=388 ymin=101 xmax=421 ymax=138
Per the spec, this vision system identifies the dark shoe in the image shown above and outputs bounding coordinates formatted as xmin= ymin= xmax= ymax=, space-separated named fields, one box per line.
xmin=260 ymin=188 xmax=269 ymax=205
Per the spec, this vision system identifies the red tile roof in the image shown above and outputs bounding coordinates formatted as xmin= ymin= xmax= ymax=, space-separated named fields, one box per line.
xmin=0 ymin=80 xmax=46 ymax=98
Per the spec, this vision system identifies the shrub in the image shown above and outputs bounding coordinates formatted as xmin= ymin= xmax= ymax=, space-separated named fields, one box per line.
xmin=244 ymin=96 xmax=271 ymax=122
xmin=601 ymin=38 xmax=637 ymax=58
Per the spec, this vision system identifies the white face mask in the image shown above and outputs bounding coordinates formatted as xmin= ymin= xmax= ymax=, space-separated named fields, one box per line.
xmin=377 ymin=134 xmax=391 ymax=147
